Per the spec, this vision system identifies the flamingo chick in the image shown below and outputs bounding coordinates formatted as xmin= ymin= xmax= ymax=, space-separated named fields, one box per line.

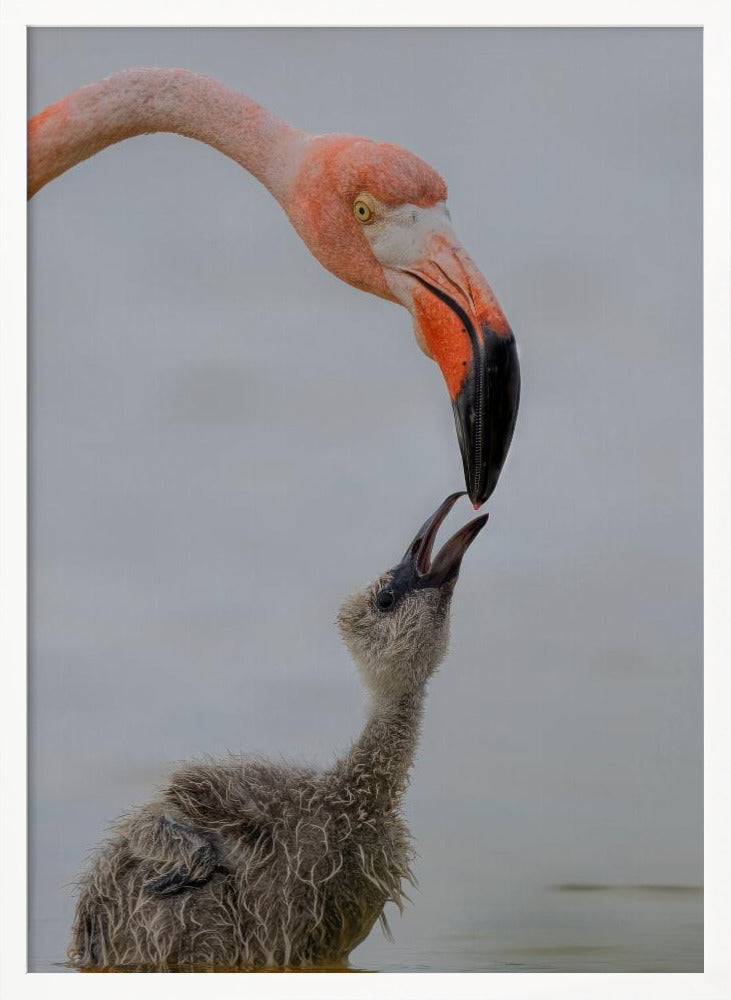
xmin=28 ymin=69 xmax=519 ymax=503
xmin=68 ymin=493 xmax=488 ymax=969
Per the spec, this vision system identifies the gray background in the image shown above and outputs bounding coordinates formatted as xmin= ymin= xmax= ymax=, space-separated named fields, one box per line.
xmin=28 ymin=28 xmax=702 ymax=972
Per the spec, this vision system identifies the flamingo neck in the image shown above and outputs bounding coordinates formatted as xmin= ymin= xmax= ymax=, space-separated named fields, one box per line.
xmin=337 ymin=683 xmax=428 ymax=816
xmin=27 ymin=68 xmax=305 ymax=202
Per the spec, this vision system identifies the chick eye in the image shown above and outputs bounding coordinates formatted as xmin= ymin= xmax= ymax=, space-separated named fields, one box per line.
xmin=353 ymin=199 xmax=374 ymax=224
xmin=376 ymin=588 xmax=395 ymax=610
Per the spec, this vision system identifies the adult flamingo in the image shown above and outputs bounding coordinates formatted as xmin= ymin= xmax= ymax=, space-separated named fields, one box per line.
xmin=28 ymin=68 xmax=520 ymax=504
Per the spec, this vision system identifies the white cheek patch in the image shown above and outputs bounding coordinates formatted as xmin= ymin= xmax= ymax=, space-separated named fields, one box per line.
xmin=364 ymin=201 xmax=454 ymax=269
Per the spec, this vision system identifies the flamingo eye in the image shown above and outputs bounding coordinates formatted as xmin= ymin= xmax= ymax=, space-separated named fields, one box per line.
xmin=353 ymin=199 xmax=374 ymax=224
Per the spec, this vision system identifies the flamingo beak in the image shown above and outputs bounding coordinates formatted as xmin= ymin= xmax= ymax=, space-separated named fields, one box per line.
xmin=387 ymin=492 xmax=489 ymax=597
xmin=404 ymin=238 xmax=520 ymax=506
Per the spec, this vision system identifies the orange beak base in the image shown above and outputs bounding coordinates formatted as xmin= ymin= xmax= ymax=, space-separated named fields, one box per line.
xmin=410 ymin=260 xmax=520 ymax=505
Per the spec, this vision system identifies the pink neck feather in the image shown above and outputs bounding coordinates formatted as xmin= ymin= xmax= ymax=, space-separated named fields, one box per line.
xmin=27 ymin=68 xmax=306 ymax=202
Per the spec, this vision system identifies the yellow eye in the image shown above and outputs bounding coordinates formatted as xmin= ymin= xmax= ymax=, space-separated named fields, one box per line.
xmin=353 ymin=199 xmax=374 ymax=224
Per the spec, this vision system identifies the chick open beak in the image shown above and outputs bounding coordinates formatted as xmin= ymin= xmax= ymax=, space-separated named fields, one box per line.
xmin=392 ymin=492 xmax=489 ymax=592
xmin=404 ymin=238 xmax=520 ymax=506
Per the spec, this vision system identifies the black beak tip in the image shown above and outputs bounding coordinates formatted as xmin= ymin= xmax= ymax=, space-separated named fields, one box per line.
xmin=428 ymin=508 xmax=489 ymax=585
xmin=468 ymin=471 xmax=500 ymax=508
xmin=454 ymin=329 xmax=520 ymax=506
xmin=473 ymin=511 xmax=490 ymax=532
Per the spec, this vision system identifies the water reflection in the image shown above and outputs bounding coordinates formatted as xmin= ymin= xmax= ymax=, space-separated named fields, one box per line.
xmin=43 ymin=873 xmax=703 ymax=973
xmin=551 ymin=883 xmax=703 ymax=895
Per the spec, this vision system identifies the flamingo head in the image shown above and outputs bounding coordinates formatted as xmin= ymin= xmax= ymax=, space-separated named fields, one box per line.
xmin=285 ymin=133 xmax=520 ymax=506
